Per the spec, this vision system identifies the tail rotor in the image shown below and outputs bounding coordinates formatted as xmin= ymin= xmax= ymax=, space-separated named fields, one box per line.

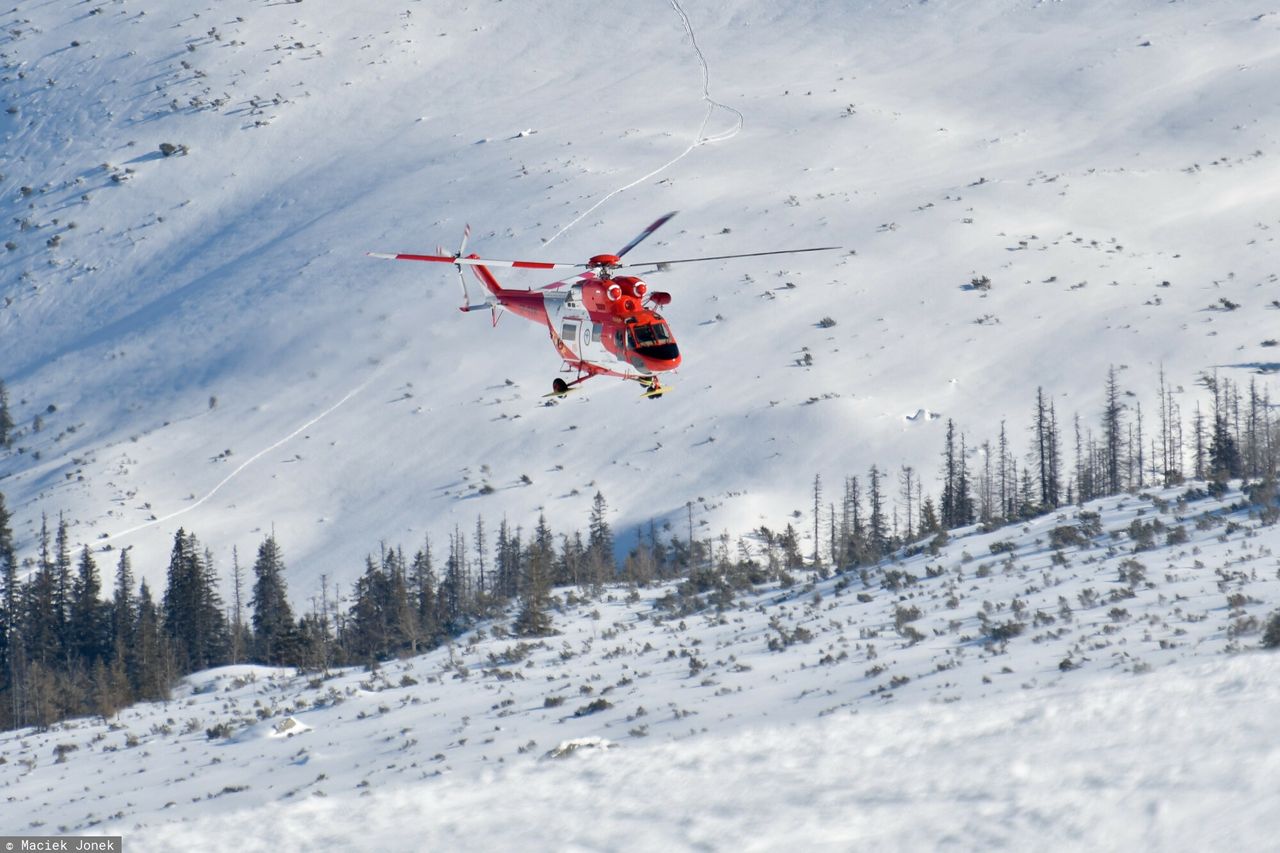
xmin=445 ymin=225 xmax=473 ymax=310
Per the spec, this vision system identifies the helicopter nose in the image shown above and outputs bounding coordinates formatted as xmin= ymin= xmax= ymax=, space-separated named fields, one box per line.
xmin=640 ymin=342 xmax=680 ymax=369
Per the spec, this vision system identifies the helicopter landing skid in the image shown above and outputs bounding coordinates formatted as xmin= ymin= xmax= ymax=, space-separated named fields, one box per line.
xmin=637 ymin=377 xmax=671 ymax=400
xmin=544 ymin=376 xmax=585 ymax=398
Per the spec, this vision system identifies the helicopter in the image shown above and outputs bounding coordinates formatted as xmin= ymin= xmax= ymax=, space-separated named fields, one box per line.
xmin=369 ymin=212 xmax=838 ymax=399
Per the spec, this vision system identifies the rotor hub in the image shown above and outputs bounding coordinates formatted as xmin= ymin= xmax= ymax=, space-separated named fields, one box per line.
xmin=588 ymin=253 xmax=623 ymax=272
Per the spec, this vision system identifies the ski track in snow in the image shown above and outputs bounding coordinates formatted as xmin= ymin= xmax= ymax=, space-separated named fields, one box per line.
xmin=101 ymin=362 xmax=389 ymax=544
xmin=543 ymin=0 xmax=744 ymax=247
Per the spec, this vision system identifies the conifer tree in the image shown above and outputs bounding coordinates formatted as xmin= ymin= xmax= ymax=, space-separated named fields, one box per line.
xmin=109 ymin=549 xmax=136 ymax=701
xmin=514 ymin=515 xmax=554 ymax=636
xmin=349 ymin=555 xmax=391 ymax=662
xmin=53 ymin=515 xmax=73 ymax=665
xmin=867 ymin=466 xmax=888 ymax=557
xmin=110 ymin=549 xmax=134 ymax=650
xmin=26 ymin=515 xmax=59 ymax=668
xmin=0 ymin=379 xmax=13 ymax=447
xmin=472 ymin=517 xmax=489 ymax=605
xmin=919 ymin=496 xmax=941 ymax=534
xmin=1033 ymin=387 xmax=1062 ymax=509
xmin=161 ymin=529 xmax=229 ymax=672
xmin=132 ymin=580 xmax=171 ymax=701
xmin=0 ymin=491 xmax=19 ymax=725
xmin=385 ymin=546 xmax=416 ymax=653
xmin=558 ymin=530 xmax=586 ymax=589
xmin=811 ymin=476 xmax=823 ymax=568
xmin=440 ymin=528 xmax=469 ymax=634
xmin=229 ymin=546 xmax=247 ymax=664
xmin=494 ymin=521 xmax=521 ymax=600
xmin=587 ymin=491 xmax=614 ymax=591
xmin=249 ymin=535 xmax=296 ymax=665
xmin=410 ymin=540 xmax=440 ymax=647
xmin=1103 ymin=367 xmax=1125 ymax=495
xmin=70 ymin=546 xmax=109 ymax=665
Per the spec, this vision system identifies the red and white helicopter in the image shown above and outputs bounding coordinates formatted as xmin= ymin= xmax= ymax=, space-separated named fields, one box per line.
xmin=369 ymin=212 xmax=837 ymax=399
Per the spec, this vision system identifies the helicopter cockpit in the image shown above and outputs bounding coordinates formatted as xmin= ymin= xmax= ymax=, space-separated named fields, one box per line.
xmin=627 ymin=319 xmax=679 ymax=363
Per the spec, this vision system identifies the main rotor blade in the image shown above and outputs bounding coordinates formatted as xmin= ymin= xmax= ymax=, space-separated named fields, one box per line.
xmin=616 ymin=211 xmax=678 ymax=259
xmin=368 ymin=252 xmax=582 ymax=271
xmin=627 ymin=246 xmax=843 ymax=267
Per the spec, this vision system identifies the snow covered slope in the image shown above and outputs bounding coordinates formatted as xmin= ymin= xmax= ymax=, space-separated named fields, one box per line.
xmin=2 ymin=482 xmax=1277 ymax=848
xmin=3 ymin=0 xmax=1280 ymax=591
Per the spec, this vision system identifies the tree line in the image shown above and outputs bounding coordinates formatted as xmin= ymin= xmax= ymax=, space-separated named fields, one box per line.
xmin=807 ymin=367 xmax=1279 ymax=567
xmin=0 ymin=491 xmax=705 ymax=730
xmin=0 ymin=365 xmax=1277 ymax=731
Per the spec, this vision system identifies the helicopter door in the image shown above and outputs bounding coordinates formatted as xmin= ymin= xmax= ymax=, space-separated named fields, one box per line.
xmin=560 ymin=319 xmax=581 ymax=357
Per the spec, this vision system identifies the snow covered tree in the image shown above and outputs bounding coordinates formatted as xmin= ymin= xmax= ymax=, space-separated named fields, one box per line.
xmin=250 ymin=535 xmax=296 ymax=665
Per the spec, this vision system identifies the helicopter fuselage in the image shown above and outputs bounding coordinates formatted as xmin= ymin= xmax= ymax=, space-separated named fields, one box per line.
xmin=471 ymin=262 xmax=681 ymax=384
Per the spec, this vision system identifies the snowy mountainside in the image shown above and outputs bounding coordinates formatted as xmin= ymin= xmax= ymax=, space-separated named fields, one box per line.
xmin=2 ymin=0 xmax=1280 ymax=592
xmin=1 ymin=481 xmax=1277 ymax=848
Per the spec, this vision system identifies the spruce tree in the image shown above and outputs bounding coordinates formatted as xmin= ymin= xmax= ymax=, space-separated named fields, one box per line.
xmin=494 ymin=521 xmax=520 ymax=600
xmin=385 ymin=546 xmax=416 ymax=653
xmin=133 ymin=580 xmax=171 ymax=700
xmin=0 ymin=491 xmax=18 ymax=726
xmin=53 ymin=515 xmax=73 ymax=665
xmin=867 ymin=466 xmax=888 ymax=557
xmin=410 ymin=540 xmax=440 ymax=646
xmin=26 ymin=516 xmax=59 ymax=668
xmin=514 ymin=515 xmax=554 ymax=636
xmin=70 ymin=546 xmax=109 ymax=665
xmin=161 ymin=529 xmax=229 ymax=673
xmin=1102 ymin=367 xmax=1125 ymax=495
xmin=349 ymin=556 xmax=390 ymax=661
xmin=249 ymin=535 xmax=296 ymax=665
xmin=557 ymin=530 xmax=586 ymax=589
xmin=587 ymin=491 xmax=614 ymax=591
xmin=0 ymin=379 xmax=13 ymax=447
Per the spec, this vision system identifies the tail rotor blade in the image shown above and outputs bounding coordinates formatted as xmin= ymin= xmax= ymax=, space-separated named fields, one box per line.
xmin=616 ymin=211 xmax=678 ymax=259
xmin=458 ymin=224 xmax=471 ymax=258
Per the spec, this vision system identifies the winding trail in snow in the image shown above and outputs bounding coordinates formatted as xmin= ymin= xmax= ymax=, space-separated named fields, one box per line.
xmin=543 ymin=0 xmax=744 ymax=247
xmin=100 ymin=363 xmax=388 ymax=545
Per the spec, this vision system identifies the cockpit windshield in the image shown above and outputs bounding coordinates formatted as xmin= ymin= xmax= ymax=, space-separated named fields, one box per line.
xmin=632 ymin=323 xmax=672 ymax=347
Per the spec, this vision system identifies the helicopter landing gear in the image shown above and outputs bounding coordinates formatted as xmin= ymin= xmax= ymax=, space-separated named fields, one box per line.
xmin=543 ymin=376 xmax=581 ymax=399
xmin=638 ymin=376 xmax=670 ymax=400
